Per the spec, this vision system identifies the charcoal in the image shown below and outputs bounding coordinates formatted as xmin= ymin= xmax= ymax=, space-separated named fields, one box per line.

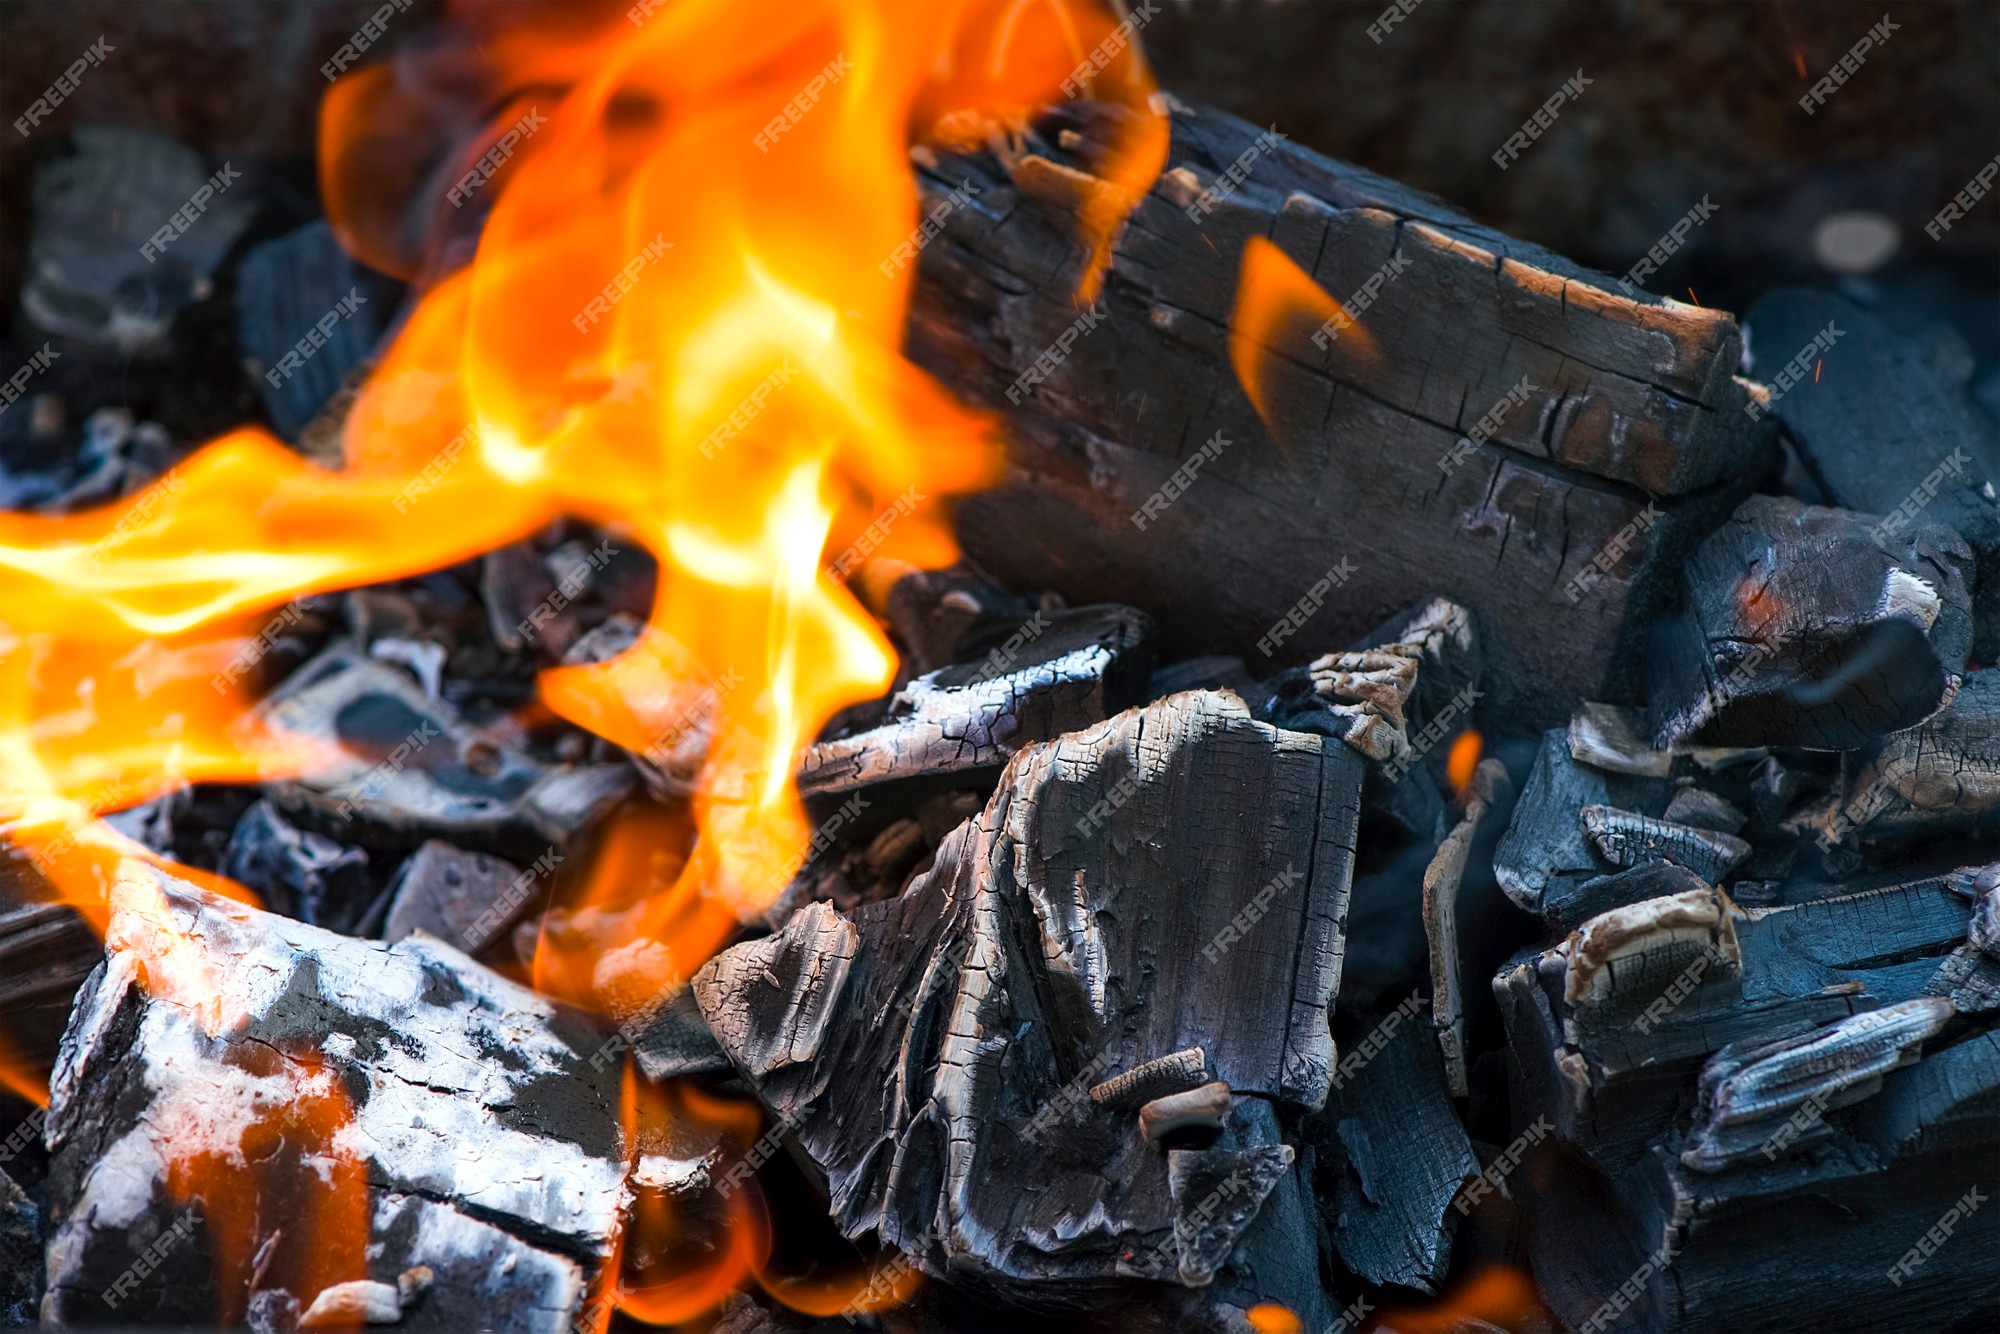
xmin=881 ymin=566 xmax=1057 ymax=678
xmin=0 ymin=1166 xmax=40 ymax=1325
xmin=688 ymin=691 xmax=1359 ymax=1314
xmin=1924 ymin=944 xmax=2000 ymax=1014
xmin=255 ymin=641 xmax=635 ymax=858
xmin=1663 ymin=786 xmax=1747 ymax=835
xmin=0 ymin=862 xmax=105 ymax=1087
xmin=23 ymin=127 xmax=255 ymax=356
xmin=1423 ymin=757 xmax=1511 ymax=1096
xmin=1646 ymin=493 xmax=1975 ymax=750
xmin=796 ymin=603 xmax=1153 ymax=800
xmin=1579 ymin=805 xmax=1750 ymax=884
xmin=219 ymin=798 xmax=376 ymax=934
xmin=382 ymin=840 xmax=537 ymax=955
xmin=235 ymin=221 xmax=394 ymax=439
xmin=1494 ymin=728 xmax=1678 ymax=924
xmin=1567 ymin=702 xmax=1764 ymax=781
xmin=40 ymin=870 xmax=625 ymax=1328
xmin=624 ymin=985 xmax=731 ymax=1084
xmin=1316 ymin=1004 xmax=1477 ymax=1294
xmin=1746 ymin=287 xmax=2000 ymax=658
xmin=911 ymin=99 xmax=1767 ymax=726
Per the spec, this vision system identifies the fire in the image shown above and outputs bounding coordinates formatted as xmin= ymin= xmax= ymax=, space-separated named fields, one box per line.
xmin=0 ymin=0 xmax=1166 ymax=1324
xmin=1447 ymin=728 xmax=1483 ymax=799
xmin=1230 ymin=234 xmax=1381 ymax=435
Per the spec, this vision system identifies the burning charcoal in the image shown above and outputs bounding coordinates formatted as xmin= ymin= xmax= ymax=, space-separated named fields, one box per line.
xmin=625 ymin=985 xmax=731 ymax=1084
xmin=40 ymin=870 xmax=624 ymax=1328
xmin=236 ymin=221 xmax=394 ymax=439
xmin=255 ymin=642 xmax=634 ymax=858
xmin=912 ymin=101 xmax=1766 ymax=725
xmin=1423 ymin=758 xmax=1510 ymax=1096
xmin=0 ymin=1167 xmax=40 ymax=1325
xmin=688 ymin=691 xmax=1358 ymax=1319
xmin=1315 ymin=1002 xmax=1477 ymax=1294
xmin=23 ymin=128 xmax=254 ymax=355
xmin=1647 ymin=493 xmax=1975 ymax=750
xmin=796 ymin=604 xmax=1152 ymax=800
xmin=1746 ymin=287 xmax=2000 ymax=657
xmin=0 ymin=864 xmax=105 ymax=1086
xmin=1579 ymin=805 xmax=1750 ymax=884
xmin=220 ymin=799 xmax=376 ymax=933
xmin=382 ymin=841 xmax=538 ymax=954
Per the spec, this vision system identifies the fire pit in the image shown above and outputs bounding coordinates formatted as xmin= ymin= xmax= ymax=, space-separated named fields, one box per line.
xmin=1 ymin=1 xmax=1996 ymax=1331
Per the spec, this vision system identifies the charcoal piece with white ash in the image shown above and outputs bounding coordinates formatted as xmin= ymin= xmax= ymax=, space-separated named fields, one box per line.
xmin=219 ymin=798 xmax=378 ymax=935
xmin=910 ymin=98 xmax=1767 ymax=727
xmin=39 ymin=867 xmax=626 ymax=1329
xmin=254 ymin=641 xmax=634 ymax=859
xmin=795 ymin=603 xmax=1153 ymax=801
xmin=1646 ymin=493 xmax=1975 ymax=751
xmin=688 ymin=690 xmax=1360 ymax=1320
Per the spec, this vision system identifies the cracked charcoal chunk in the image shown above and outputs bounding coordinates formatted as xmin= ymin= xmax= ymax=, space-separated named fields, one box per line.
xmin=1746 ymin=287 xmax=2000 ymax=660
xmin=1580 ymin=804 xmax=1750 ymax=884
xmin=1494 ymin=728 xmax=1679 ymax=922
xmin=236 ymin=221 xmax=394 ymax=439
xmin=913 ymin=100 xmax=1765 ymax=726
xmin=39 ymin=867 xmax=623 ymax=1328
xmin=0 ymin=1167 xmax=40 ymax=1325
xmin=1646 ymin=493 xmax=1975 ymax=750
xmin=256 ymin=641 xmax=634 ymax=857
xmin=1091 ymin=1047 xmax=1211 ymax=1110
xmin=796 ymin=603 xmax=1152 ymax=799
xmin=382 ymin=840 xmax=532 ymax=954
xmin=1423 ymin=757 xmax=1510 ymax=1096
xmin=221 ymin=798 xmax=377 ymax=934
xmin=690 ymin=691 xmax=1359 ymax=1307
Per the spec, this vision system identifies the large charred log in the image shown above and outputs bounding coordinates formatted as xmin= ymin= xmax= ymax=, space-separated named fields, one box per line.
xmin=906 ymin=99 xmax=1770 ymax=728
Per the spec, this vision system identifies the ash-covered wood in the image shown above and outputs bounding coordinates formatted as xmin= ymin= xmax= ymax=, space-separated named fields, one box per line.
xmin=40 ymin=869 xmax=625 ymax=1329
xmin=255 ymin=641 xmax=634 ymax=858
xmin=1646 ymin=493 xmax=1975 ymax=750
xmin=796 ymin=603 xmax=1152 ymax=799
xmin=687 ymin=690 xmax=1358 ymax=1318
xmin=1806 ymin=668 xmax=2000 ymax=853
xmin=908 ymin=99 xmax=1767 ymax=726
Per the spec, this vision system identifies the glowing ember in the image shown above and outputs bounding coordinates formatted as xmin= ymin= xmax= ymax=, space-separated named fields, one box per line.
xmin=1447 ymin=728 xmax=1483 ymax=798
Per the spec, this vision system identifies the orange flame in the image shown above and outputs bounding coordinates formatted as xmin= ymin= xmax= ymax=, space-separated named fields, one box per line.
xmin=1447 ymin=729 xmax=1483 ymax=800
xmin=1379 ymin=1266 xmax=1543 ymax=1334
xmin=1230 ymin=235 xmax=1380 ymax=434
xmin=0 ymin=1 xmax=1166 ymax=1323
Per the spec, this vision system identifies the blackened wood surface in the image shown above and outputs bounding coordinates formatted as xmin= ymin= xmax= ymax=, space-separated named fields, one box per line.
xmin=908 ymin=100 xmax=1767 ymax=727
